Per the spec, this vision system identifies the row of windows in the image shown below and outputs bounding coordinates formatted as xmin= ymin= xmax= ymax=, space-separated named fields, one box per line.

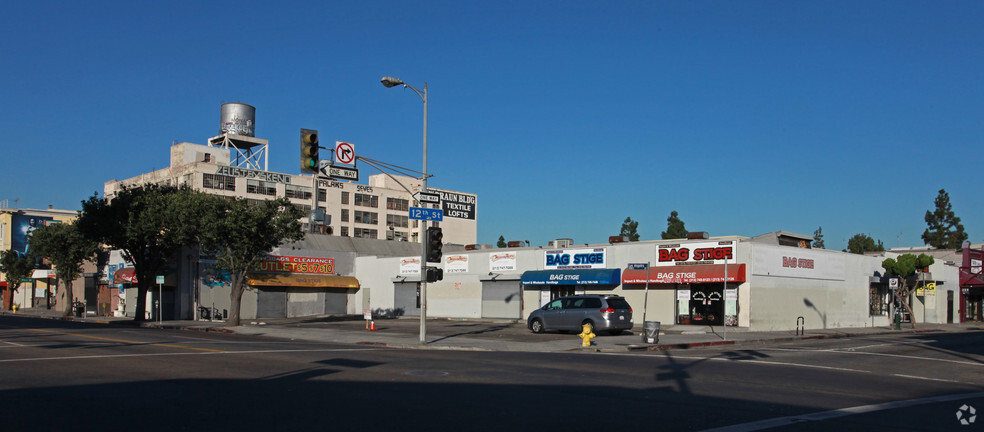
xmin=203 ymin=175 xmax=422 ymax=226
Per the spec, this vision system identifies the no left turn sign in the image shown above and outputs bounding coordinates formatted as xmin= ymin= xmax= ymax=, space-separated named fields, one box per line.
xmin=335 ymin=141 xmax=356 ymax=165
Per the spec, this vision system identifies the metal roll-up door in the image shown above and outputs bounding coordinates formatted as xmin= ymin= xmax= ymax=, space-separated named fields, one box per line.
xmin=482 ymin=280 xmax=522 ymax=319
xmin=257 ymin=288 xmax=287 ymax=318
xmin=394 ymin=282 xmax=420 ymax=317
xmin=324 ymin=288 xmax=348 ymax=314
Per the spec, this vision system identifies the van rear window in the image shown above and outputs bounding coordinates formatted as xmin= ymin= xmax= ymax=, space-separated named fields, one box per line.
xmin=606 ymin=298 xmax=631 ymax=309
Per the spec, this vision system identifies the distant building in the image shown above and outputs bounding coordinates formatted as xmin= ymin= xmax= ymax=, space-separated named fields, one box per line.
xmin=0 ymin=206 xmax=86 ymax=313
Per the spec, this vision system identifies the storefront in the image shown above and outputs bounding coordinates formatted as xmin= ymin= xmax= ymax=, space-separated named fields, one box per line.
xmin=960 ymin=245 xmax=984 ymax=322
xmin=621 ymin=241 xmax=743 ymax=326
xmin=246 ymin=255 xmax=359 ymax=319
xmin=520 ymin=268 xmax=622 ymax=315
xmin=622 ymin=263 xmax=746 ymax=326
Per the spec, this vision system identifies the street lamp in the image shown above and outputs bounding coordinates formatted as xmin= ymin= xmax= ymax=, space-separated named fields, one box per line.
xmin=381 ymin=76 xmax=429 ymax=344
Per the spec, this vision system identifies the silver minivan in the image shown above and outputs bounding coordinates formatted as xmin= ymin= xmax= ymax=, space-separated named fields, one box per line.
xmin=527 ymin=295 xmax=634 ymax=335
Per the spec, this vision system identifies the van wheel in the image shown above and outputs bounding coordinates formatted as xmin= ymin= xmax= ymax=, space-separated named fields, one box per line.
xmin=530 ymin=319 xmax=544 ymax=334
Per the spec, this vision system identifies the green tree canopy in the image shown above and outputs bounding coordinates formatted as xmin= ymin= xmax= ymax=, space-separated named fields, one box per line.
xmin=844 ymin=233 xmax=884 ymax=254
xmin=76 ymin=185 xmax=207 ymax=321
xmin=620 ymin=217 xmax=640 ymax=241
xmin=497 ymin=236 xmax=507 ymax=248
xmin=661 ymin=211 xmax=687 ymax=240
xmin=922 ymin=189 xmax=968 ymax=250
xmin=882 ymin=253 xmax=935 ymax=329
xmin=200 ymin=196 xmax=304 ymax=326
xmin=812 ymin=226 xmax=825 ymax=249
xmin=28 ymin=221 xmax=101 ymax=316
xmin=0 ymin=249 xmax=34 ymax=310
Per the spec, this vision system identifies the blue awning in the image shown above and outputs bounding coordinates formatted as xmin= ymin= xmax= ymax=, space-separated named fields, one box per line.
xmin=521 ymin=269 xmax=622 ymax=286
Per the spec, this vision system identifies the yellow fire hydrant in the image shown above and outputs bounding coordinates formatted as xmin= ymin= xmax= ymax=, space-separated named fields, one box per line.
xmin=12 ymin=304 xmax=18 ymax=313
xmin=578 ymin=323 xmax=596 ymax=347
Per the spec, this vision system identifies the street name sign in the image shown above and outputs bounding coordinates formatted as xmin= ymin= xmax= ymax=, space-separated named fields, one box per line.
xmin=409 ymin=207 xmax=443 ymax=221
xmin=628 ymin=263 xmax=649 ymax=271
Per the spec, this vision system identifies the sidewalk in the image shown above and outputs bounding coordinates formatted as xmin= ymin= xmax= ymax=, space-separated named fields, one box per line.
xmin=4 ymin=307 xmax=978 ymax=353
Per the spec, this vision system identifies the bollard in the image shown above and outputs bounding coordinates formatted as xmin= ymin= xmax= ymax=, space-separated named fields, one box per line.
xmin=578 ymin=323 xmax=596 ymax=347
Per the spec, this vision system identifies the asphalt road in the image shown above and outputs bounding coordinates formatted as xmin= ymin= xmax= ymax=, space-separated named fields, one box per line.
xmin=1 ymin=315 xmax=982 ymax=431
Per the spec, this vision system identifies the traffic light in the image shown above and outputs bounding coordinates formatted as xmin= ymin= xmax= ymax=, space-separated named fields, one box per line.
xmin=425 ymin=267 xmax=444 ymax=283
xmin=426 ymin=226 xmax=443 ymax=263
xmin=300 ymin=128 xmax=319 ymax=174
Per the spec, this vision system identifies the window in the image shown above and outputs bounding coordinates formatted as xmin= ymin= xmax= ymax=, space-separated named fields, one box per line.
xmin=246 ymin=179 xmax=277 ymax=196
xmin=341 ymin=192 xmax=349 ymax=205
xmin=354 ymin=228 xmax=377 ymax=239
xmin=386 ymin=214 xmax=409 ymax=228
xmin=340 ymin=226 xmax=349 ymax=237
xmin=355 ymin=193 xmax=378 ymax=208
xmin=354 ymin=211 xmax=378 ymax=225
xmin=318 ymin=189 xmax=327 ymax=202
xmin=293 ymin=203 xmax=311 ymax=214
xmin=869 ymin=285 xmax=890 ymax=316
xmin=203 ymin=173 xmax=235 ymax=191
xmin=285 ymin=185 xmax=312 ymax=200
xmin=387 ymin=197 xmax=409 ymax=211
xmin=341 ymin=209 xmax=349 ymax=222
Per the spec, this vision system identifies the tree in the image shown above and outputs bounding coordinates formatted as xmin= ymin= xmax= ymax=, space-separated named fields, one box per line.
xmin=922 ymin=189 xmax=968 ymax=250
xmin=661 ymin=211 xmax=688 ymax=240
xmin=844 ymin=233 xmax=884 ymax=254
xmin=0 ymin=249 xmax=34 ymax=310
xmin=28 ymin=221 xmax=100 ymax=316
xmin=497 ymin=236 xmax=507 ymax=248
xmin=882 ymin=253 xmax=935 ymax=329
xmin=200 ymin=197 xmax=304 ymax=327
xmin=76 ymin=185 xmax=205 ymax=321
xmin=620 ymin=217 xmax=640 ymax=241
xmin=812 ymin=226 xmax=825 ymax=249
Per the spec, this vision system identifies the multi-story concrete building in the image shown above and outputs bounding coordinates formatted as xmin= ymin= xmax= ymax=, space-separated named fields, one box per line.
xmin=104 ymin=141 xmax=477 ymax=246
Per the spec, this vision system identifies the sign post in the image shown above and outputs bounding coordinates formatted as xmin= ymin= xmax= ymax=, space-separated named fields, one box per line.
xmin=156 ymin=275 xmax=164 ymax=323
xmin=628 ymin=263 xmax=650 ymax=325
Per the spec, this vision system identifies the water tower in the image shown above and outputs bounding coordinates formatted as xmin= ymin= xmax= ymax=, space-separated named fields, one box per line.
xmin=207 ymin=102 xmax=269 ymax=171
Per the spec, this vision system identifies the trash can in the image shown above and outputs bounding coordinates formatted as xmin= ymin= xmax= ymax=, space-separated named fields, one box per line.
xmin=642 ymin=321 xmax=660 ymax=344
xmin=73 ymin=302 xmax=84 ymax=317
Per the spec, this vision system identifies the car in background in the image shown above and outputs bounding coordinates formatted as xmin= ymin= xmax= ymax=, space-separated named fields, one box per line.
xmin=527 ymin=295 xmax=634 ymax=335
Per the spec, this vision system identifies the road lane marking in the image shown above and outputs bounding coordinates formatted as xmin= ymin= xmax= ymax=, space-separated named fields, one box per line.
xmin=698 ymin=391 xmax=984 ymax=432
xmin=892 ymin=374 xmax=963 ymax=384
xmin=26 ymin=328 xmax=226 ymax=353
xmin=762 ymin=347 xmax=984 ymax=367
xmin=0 ymin=347 xmax=385 ymax=363
xmin=1 ymin=340 xmax=25 ymax=347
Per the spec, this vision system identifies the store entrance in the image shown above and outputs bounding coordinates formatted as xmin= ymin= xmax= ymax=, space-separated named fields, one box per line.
xmin=677 ymin=284 xmax=724 ymax=326
xmin=966 ymin=292 xmax=984 ymax=322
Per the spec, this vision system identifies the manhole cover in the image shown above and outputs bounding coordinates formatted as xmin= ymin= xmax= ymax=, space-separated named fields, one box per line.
xmin=405 ymin=370 xmax=449 ymax=377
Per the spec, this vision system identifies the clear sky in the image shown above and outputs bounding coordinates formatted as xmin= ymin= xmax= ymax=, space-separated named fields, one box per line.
xmin=2 ymin=1 xmax=981 ymax=251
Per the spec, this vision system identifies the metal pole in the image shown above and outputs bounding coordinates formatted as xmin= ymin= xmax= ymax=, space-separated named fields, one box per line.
xmin=419 ymin=83 xmax=428 ymax=344
xmin=642 ymin=262 xmax=650 ymax=324
xmin=724 ymin=255 xmax=728 ymax=341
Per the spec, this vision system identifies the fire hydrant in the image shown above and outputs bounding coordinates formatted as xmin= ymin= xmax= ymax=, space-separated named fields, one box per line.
xmin=578 ymin=323 xmax=596 ymax=347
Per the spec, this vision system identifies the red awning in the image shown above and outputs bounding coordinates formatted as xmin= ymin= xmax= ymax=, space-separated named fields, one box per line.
xmin=622 ymin=264 xmax=746 ymax=285
xmin=0 ymin=281 xmax=6 ymax=288
xmin=114 ymin=268 xmax=138 ymax=284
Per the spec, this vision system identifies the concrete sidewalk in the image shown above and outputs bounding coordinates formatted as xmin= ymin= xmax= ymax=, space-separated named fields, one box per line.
xmin=4 ymin=307 xmax=978 ymax=353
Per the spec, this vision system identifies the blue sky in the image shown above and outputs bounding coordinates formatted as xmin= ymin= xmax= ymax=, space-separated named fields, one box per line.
xmin=2 ymin=1 xmax=981 ymax=251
